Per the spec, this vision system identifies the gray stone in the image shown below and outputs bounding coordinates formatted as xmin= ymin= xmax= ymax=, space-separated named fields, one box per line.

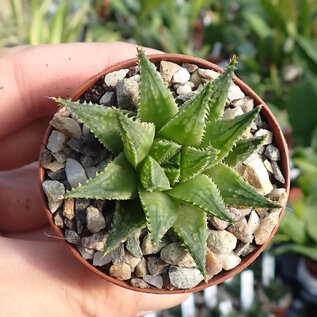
xmin=182 ymin=63 xmax=198 ymax=73
xmin=135 ymin=257 xmax=147 ymax=277
xmin=48 ymin=200 xmax=63 ymax=213
xmin=53 ymin=210 xmax=64 ymax=228
xmin=50 ymin=115 xmax=81 ymax=139
xmin=125 ymin=252 xmax=141 ymax=271
xmin=234 ymin=242 xmax=257 ymax=257
xmin=80 ymin=155 xmax=95 ymax=168
xmin=176 ymin=84 xmax=192 ymax=95
xmin=65 ymin=229 xmax=81 ymax=244
xmin=47 ymin=130 xmax=68 ymax=153
xmin=82 ymin=231 xmax=108 ymax=251
xmin=160 ymin=243 xmax=196 ymax=267
xmin=190 ymin=70 xmax=203 ymax=88
xmin=141 ymin=234 xmax=169 ymax=255
xmin=99 ymin=91 xmax=115 ymax=106
xmin=227 ymin=82 xmax=245 ymax=101
xmin=147 ymin=256 xmax=168 ymax=276
xmin=111 ymin=244 xmax=126 ymax=265
xmin=116 ymin=78 xmax=139 ymax=110
xmin=232 ymin=96 xmax=254 ymax=113
xmin=93 ymin=251 xmax=112 ymax=266
xmin=221 ymin=252 xmax=241 ymax=270
xmin=126 ymin=232 xmax=143 ymax=258
xmin=77 ymin=246 xmax=95 ymax=260
xmin=168 ymin=266 xmax=203 ymax=289
xmin=68 ymin=132 xmax=103 ymax=157
xmin=47 ymin=168 xmax=66 ymax=182
xmin=198 ymin=68 xmax=219 ymax=80
xmin=104 ymin=69 xmax=129 ymax=87
xmin=42 ymin=180 xmax=65 ymax=202
xmin=228 ymin=207 xmax=252 ymax=221
xmin=227 ymin=219 xmax=253 ymax=244
xmin=264 ymin=144 xmax=281 ymax=161
xmin=271 ymin=161 xmax=285 ymax=184
xmin=109 ymin=263 xmax=131 ymax=280
xmin=143 ymin=275 xmax=163 ymax=289
xmin=172 ymin=68 xmax=190 ymax=84
xmin=175 ymin=92 xmax=197 ymax=104
xmin=223 ymin=106 xmax=244 ymax=120
xmin=65 ymin=158 xmax=88 ymax=188
xmin=86 ymin=206 xmax=106 ymax=233
xmin=254 ymin=129 xmax=273 ymax=145
xmin=85 ymin=166 xmax=98 ymax=179
xmin=160 ymin=61 xmax=181 ymax=86
xmin=75 ymin=208 xmax=86 ymax=235
xmin=207 ymin=230 xmax=237 ymax=254
xmin=52 ymin=151 xmax=67 ymax=163
xmin=131 ymin=278 xmax=149 ymax=289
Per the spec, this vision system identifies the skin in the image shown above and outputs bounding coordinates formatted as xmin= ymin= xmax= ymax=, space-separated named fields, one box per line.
xmin=0 ymin=42 xmax=189 ymax=317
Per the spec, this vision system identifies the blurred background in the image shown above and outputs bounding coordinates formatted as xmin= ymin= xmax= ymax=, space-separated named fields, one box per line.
xmin=1 ymin=0 xmax=317 ymax=316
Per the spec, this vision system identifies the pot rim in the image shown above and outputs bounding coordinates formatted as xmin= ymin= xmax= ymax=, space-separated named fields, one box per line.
xmin=39 ymin=52 xmax=290 ymax=294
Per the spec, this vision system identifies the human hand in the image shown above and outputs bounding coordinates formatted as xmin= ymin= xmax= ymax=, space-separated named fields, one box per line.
xmin=0 ymin=43 xmax=189 ymax=317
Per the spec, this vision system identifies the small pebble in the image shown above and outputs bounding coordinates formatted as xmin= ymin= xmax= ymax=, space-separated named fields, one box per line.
xmin=198 ymin=68 xmax=219 ymax=80
xmin=143 ymin=275 xmax=163 ymax=289
xmin=125 ymin=252 xmax=141 ymax=271
xmin=131 ymin=278 xmax=149 ymax=289
xmin=111 ymin=244 xmax=126 ymax=264
xmin=86 ymin=206 xmax=106 ymax=233
xmin=235 ymin=242 xmax=256 ymax=257
xmin=65 ymin=229 xmax=81 ymax=244
xmin=206 ymin=249 xmax=222 ymax=279
xmin=247 ymin=210 xmax=260 ymax=235
xmin=50 ymin=115 xmax=81 ymax=139
xmin=147 ymin=256 xmax=168 ymax=276
xmin=221 ymin=252 xmax=241 ymax=270
xmin=82 ymin=232 xmax=108 ymax=251
xmin=233 ymin=96 xmax=254 ymax=113
xmin=176 ymin=84 xmax=192 ymax=95
xmin=93 ymin=251 xmax=112 ymax=266
xmin=264 ymin=144 xmax=281 ymax=161
xmin=254 ymin=211 xmax=280 ymax=245
xmin=135 ymin=257 xmax=147 ymax=277
xmin=65 ymin=158 xmax=88 ymax=188
xmin=160 ymin=243 xmax=196 ymax=267
xmin=48 ymin=200 xmax=63 ymax=213
xmin=99 ymin=91 xmax=115 ymax=106
xmin=141 ymin=234 xmax=168 ymax=255
xmin=53 ymin=210 xmax=64 ymax=228
xmin=227 ymin=83 xmax=245 ymax=101
xmin=172 ymin=68 xmax=190 ymax=84
xmin=104 ymin=69 xmax=129 ymax=87
xmin=168 ymin=266 xmax=203 ymax=289
xmin=223 ymin=106 xmax=244 ymax=120
xmin=46 ymin=130 xmax=68 ymax=153
xmin=207 ymin=230 xmax=237 ymax=254
xmin=109 ymin=263 xmax=131 ymax=280
xmin=42 ymin=180 xmax=65 ymax=202
xmin=227 ymin=218 xmax=253 ymax=244
xmin=271 ymin=161 xmax=285 ymax=184
xmin=116 ymin=78 xmax=139 ymax=110
xmin=125 ymin=232 xmax=143 ymax=258
xmin=182 ymin=63 xmax=198 ymax=73
xmin=190 ymin=70 xmax=203 ymax=88
xmin=254 ymin=129 xmax=273 ymax=145
xmin=263 ymin=159 xmax=274 ymax=174
xmin=77 ymin=246 xmax=95 ymax=260
xmin=160 ymin=61 xmax=181 ymax=86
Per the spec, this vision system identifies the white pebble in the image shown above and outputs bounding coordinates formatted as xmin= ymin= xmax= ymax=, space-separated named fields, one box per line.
xmin=104 ymin=69 xmax=129 ymax=87
xmin=176 ymin=84 xmax=192 ymax=95
xmin=172 ymin=68 xmax=191 ymax=84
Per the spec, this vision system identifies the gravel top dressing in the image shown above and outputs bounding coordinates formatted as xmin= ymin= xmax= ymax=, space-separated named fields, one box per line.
xmin=41 ymin=53 xmax=287 ymax=291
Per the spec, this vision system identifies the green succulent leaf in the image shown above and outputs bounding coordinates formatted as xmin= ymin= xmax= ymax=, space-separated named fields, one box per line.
xmin=138 ymin=155 xmax=170 ymax=192
xmin=163 ymin=166 xmax=180 ymax=186
xmin=168 ymin=174 xmax=233 ymax=222
xmin=117 ymin=111 xmax=155 ymax=168
xmin=205 ymin=163 xmax=280 ymax=208
xmin=224 ymin=136 xmax=265 ymax=167
xmin=139 ymin=189 xmax=179 ymax=245
xmin=150 ymin=138 xmax=182 ymax=164
xmin=208 ymin=56 xmax=238 ymax=122
xmin=180 ymin=146 xmax=219 ymax=182
xmin=56 ymin=98 xmax=123 ymax=153
xmin=103 ymin=200 xmax=146 ymax=255
xmin=173 ymin=205 xmax=207 ymax=277
xmin=138 ymin=49 xmax=178 ymax=129
xmin=65 ymin=153 xmax=137 ymax=200
xmin=202 ymin=106 xmax=261 ymax=162
xmin=158 ymin=82 xmax=212 ymax=146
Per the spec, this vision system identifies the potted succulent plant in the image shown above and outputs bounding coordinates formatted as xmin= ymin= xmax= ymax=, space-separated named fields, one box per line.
xmin=40 ymin=48 xmax=289 ymax=293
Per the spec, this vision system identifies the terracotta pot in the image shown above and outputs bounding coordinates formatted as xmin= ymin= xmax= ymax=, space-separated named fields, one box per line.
xmin=39 ymin=53 xmax=290 ymax=294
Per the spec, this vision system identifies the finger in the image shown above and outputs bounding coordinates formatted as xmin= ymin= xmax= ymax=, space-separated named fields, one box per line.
xmin=0 ymin=236 xmax=188 ymax=316
xmin=0 ymin=162 xmax=48 ymax=233
xmin=0 ymin=116 xmax=51 ymax=170
xmin=0 ymin=42 xmax=159 ymax=139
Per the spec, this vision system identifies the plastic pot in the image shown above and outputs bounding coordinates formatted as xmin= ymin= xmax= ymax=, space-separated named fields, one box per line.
xmin=39 ymin=53 xmax=290 ymax=294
